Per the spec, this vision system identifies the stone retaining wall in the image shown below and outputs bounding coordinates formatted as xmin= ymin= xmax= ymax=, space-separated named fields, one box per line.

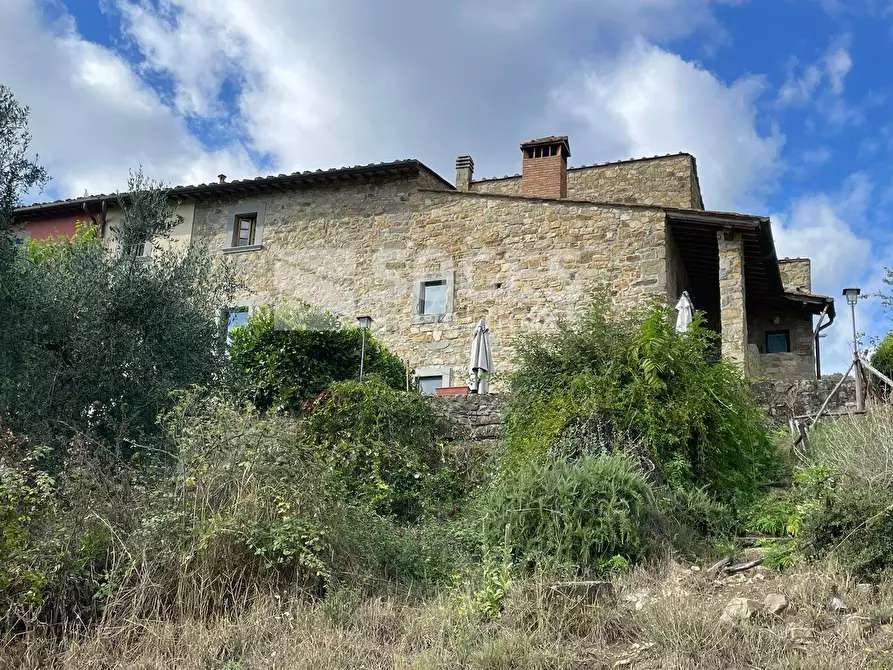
xmin=429 ymin=377 xmax=859 ymax=442
xmin=747 ymin=375 xmax=858 ymax=422
xmin=431 ymin=394 xmax=506 ymax=443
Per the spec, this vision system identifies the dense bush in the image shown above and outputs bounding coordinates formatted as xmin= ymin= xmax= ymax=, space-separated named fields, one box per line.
xmin=0 ymin=173 xmax=235 ymax=458
xmin=799 ymin=484 xmax=893 ymax=577
xmin=306 ymin=379 xmax=459 ymax=522
xmin=480 ymin=455 xmax=656 ymax=573
xmin=505 ymin=297 xmax=775 ymax=500
xmin=228 ymin=304 xmax=406 ymax=412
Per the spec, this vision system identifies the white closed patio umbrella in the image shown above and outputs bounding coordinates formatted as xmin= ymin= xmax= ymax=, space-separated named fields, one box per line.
xmin=675 ymin=291 xmax=694 ymax=333
xmin=469 ymin=318 xmax=493 ymax=394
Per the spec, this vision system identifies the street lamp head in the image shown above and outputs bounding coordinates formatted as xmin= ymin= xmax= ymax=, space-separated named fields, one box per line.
xmin=357 ymin=315 xmax=373 ymax=330
xmin=842 ymin=287 xmax=861 ymax=306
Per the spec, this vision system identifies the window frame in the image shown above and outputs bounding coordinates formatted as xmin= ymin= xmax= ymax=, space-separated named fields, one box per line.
xmin=233 ymin=214 xmax=257 ymax=247
xmin=414 ymin=366 xmax=452 ymax=395
xmin=412 ymin=271 xmax=455 ymax=324
xmin=765 ymin=330 xmax=791 ymax=354
xmin=223 ymin=201 xmax=266 ymax=254
xmin=221 ymin=302 xmax=255 ymax=346
xmin=419 ymin=279 xmax=448 ymax=316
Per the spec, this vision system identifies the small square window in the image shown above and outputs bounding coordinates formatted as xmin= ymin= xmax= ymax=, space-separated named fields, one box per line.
xmin=124 ymin=241 xmax=147 ymax=257
xmin=766 ymin=331 xmax=790 ymax=354
xmin=418 ymin=375 xmax=444 ymax=395
xmin=420 ymin=280 xmax=447 ymax=315
xmin=233 ymin=214 xmax=257 ymax=247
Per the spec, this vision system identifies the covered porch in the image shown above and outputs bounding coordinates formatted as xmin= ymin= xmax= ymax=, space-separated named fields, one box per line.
xmin=666 ymin=210 xmax=835 ymax=380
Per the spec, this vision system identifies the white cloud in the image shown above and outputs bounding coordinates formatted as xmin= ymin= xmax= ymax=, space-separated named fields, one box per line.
xmin=772 ymin=174 xmax=883 ymax=371
xmin=548 ymin=39 xmax=783 ymax=211
xmin=0 ymin=2 xmax=256 ymax=200
xmin=824 ymin=44 xmax=853 ymax=95
xmin=777 ymin=35 xmax=853 ymax=110
xmin=111 ymin=0 xmax=750 ymax=180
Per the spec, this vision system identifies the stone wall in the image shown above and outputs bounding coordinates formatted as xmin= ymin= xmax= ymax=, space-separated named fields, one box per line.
xmin=778 ymin=259 xmax=812 ymax=293
xmin=192 ymin=179 xmax=670 ymax=386
xmin=470 ymin=154 xmax=701 ymax=209
xmin=431 ymin=394 xmax=506 ymax=443
xmin=749 ymin=376 xmax=857 ymax=422
xmin=430 ymin=378 xmax=859 ymax=441
xmin=717 ymin=233 xmax=748 ymax=369
xmin=748 ymin=308 xmax=815 ymax=380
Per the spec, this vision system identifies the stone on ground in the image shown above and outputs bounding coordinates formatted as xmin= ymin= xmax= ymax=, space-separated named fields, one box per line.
xmin=763 ymin=593 xmax=788 ymax=615
xmin=828 ymin=596 xmax=851 ymax=614
xmin=722 ymin=597 xmax=761 ymax=622
xmin=786 ymin=623 xmax=815 ymax=641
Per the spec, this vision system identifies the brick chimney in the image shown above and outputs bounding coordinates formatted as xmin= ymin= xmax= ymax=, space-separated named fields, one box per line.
xmin=520 ymin=136 xmax=570 ymax=199
xmin=455 ymin=155 xmax=474 ymax=191
xmin=218 ymin=173 xmax=227 ymax=184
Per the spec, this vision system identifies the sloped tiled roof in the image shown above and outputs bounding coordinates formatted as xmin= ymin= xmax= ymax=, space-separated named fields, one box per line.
xmin=15 ymin=159 xmax=452 ymax=219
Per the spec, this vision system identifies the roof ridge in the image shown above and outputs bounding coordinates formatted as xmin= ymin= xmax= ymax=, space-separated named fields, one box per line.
xmin=16 ymin=158 xmax=433 ymax=212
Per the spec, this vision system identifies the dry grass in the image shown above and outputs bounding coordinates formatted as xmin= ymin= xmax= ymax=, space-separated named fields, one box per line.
xmin=3 ymin=560 xmax=892 ymax=670
xmin=810 ymin=404 xmax=893 ymax=488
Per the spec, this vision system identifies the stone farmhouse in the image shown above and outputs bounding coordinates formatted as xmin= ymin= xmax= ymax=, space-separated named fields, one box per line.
xmin=14 ymin=135 xmax=835 ymax=391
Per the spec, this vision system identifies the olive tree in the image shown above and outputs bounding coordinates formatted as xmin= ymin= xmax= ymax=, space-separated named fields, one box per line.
xmin=0 ymin=169 xmax=238 ymax=457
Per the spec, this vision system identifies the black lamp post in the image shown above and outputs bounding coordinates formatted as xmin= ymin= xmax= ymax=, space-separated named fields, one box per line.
xmin=357 ymin=315 xmax=373 ymax=380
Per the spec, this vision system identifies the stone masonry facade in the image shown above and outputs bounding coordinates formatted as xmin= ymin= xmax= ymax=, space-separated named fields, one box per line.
xmin=192 ymin=173 xmax=672 ymax=387
xmin=472 ymin=154 xmax=702 ymax=210
xmin=22 ymin=135 xmax=828 ymax=389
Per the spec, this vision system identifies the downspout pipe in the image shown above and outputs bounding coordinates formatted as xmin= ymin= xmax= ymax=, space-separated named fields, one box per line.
xmin=814 ymin=303 xmax=835 ymax=379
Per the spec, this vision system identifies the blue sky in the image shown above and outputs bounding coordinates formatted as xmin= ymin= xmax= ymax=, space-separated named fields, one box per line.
xmin=2 ymin=0 xmax=891 ymax=371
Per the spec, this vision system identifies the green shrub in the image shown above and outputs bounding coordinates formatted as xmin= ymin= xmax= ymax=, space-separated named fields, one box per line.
xmin=1 ymin=172 xmax=236 ymax=458
xmin=799 ymin=485 xmax=893 ymax=577
xmin=306 ymin=379 xmax=452 ymax=522
xmin=505 ymin=298 xmax=774 ymax=500
xmin=479 ymin=455 xmax=655 ymax=573
xmin=656 ymin=484 xmax=736 ymax=555
xmin=871 ymin=332 xmax=893 ymax=382
xmin=228 ymin=304 xmax=406 ymax=413
xmin=742 ymin=493 xmax=803 ymax=537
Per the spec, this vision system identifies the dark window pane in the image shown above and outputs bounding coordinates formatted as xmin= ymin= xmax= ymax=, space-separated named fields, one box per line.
xmin=766 ymin=331 xmax=790 ymax=354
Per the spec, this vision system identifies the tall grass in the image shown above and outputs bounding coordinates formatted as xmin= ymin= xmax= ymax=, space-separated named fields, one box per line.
xmin=809 ymin=405 xmax=893 ymax=488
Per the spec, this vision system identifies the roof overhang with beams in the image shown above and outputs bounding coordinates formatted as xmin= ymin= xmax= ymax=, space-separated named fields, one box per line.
xmin=665 ymin=208 xmax=836 ymax=323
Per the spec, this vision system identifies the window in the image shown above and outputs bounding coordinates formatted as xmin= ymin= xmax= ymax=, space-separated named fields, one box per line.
xmin=420 ymin=280 xmax=447 ymax=315
xmin=224 ymin=201 xmax=266 ymax=252
xmin=124 ymin=240 xmax=148 ymax=258
xmin=226 ymin=306 xmax=250 ymax=344
xmin=415 ymin=366 xmax=451 ymax=395
xmin=765 ymin=330 xmax=791 ymax=354
xmin=233 ymin=214 xmax=257 ymax=247
xmin=418 ymin=375 xmax=444 ymax=396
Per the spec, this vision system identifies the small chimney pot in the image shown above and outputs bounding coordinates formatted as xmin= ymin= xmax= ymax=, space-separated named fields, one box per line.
xmin=218 ymin=174 xmax=227 ymax=184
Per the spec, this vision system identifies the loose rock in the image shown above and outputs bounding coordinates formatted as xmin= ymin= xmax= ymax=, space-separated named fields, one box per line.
xmin=764 ymin=593 xmax=788 ymax=615
xmin=723 ymin=597 xmax=760 ymax=622
xmin=786 ymin=624 xmax=814 ymax=642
